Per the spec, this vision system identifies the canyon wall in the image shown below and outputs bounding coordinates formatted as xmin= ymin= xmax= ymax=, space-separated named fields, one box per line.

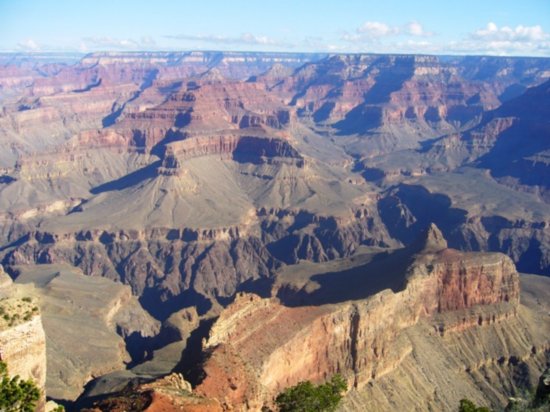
xmin=193 ymin=228 xmax=532 ymax=410
xmin=0 ymin=305 xmax=47 ymax=411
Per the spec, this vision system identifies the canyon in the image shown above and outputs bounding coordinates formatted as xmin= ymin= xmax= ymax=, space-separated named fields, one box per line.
xmin=191 ymin=225 xmax=545 ymax=410
xmin=0 ymin=51 xmax=549 ymax=410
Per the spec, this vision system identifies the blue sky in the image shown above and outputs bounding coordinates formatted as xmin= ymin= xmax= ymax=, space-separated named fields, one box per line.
xmin=1 ymin=0 xmax=549 ymax=56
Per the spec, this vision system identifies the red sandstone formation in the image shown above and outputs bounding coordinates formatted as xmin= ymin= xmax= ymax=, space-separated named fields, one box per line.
xmin=193 ymin=225 xmax=521 ymax=410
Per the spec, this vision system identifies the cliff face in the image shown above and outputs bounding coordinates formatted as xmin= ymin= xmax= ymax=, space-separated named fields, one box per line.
xmin=9 ymin=264 xmax=161 ymax=401
xmin=162 ymin=134 xmax=303 ymax=166
xmin=4 ymin=210 xmax=390 ymax=318
xmin=2 ymin=52 xmax=550 ymax=302
xmin=192 ymin=227 xmax=536 ymax=411
xmin=0 ymin=306 xmax=47 ymax=412
xmin=272 ymin=55 xmax=550 ymax=147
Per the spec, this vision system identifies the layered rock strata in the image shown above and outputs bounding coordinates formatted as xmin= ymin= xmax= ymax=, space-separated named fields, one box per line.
xmin=0 ymin=271 xmax=47 ymax=411
xmin=193 ymin=226 xmax=527 ymax=410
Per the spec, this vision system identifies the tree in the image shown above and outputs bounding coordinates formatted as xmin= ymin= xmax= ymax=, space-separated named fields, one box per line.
xmin=0 ymin=360 xmax=40 ymax=412
xmin=275 ymin=374 xmax=347 ymax=412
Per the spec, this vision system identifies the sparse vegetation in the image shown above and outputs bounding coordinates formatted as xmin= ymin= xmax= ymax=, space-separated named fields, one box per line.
xmin=0 ymin=298 xmax=38 ymax=329
xmin=80 ymin=383 xmax=151 ymax=412
xmin=458 ymin=398 xmax=492 ymax=412
xmin=460 ymin=367 xmax=550 ymax=412
xmin=505 ymin=397 xmax=550 ymax=412
xmin=0 ymin=360 xmax=40 ymax=412
xmin=505 ymin=368 xmax=550 ymax=412
xmin=274 ymin=374 xmax=347 ymax=412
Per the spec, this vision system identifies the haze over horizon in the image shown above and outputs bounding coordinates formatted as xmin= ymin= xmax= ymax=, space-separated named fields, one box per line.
xmin=1 ymin=0 xmax=550 ymax=57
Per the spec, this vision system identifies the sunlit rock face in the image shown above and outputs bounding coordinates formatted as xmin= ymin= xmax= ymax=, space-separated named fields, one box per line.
xmin=193 ymin=226 xmax=524 ymax=410
xmin=1 ymin=52 xmax=550 ymax=409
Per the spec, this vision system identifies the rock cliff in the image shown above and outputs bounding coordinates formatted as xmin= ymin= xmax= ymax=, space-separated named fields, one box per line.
xmin=10 ymin=264 xmax=160 ymax=401
xmin=1 ymin=52 xmax=550 ymax=408
xmin=190 ymin=226 xmax=545 ymax=411
xmin=0 ymin=274 xmax=47 ymax=411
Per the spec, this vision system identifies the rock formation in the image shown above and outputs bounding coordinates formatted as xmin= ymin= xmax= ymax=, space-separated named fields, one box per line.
xmin=0 ymin=315 xmax=47 ymax=411
xmin=1 ymin=51 xmax=550 ymax=407
xmin=190 ymin=226 xmax=545 ymax=411
xmin=0 ymin=264 xmax=12 ymax=289
xmin=81 ymin=372 xmax=222 ymax=412
xmin=9 ymin=264 xmax=160 ymax=401
xmin=0 ymin=273 xmax=47 ymax=411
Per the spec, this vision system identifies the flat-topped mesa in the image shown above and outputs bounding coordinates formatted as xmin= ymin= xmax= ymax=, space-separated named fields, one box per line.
xmin=80 ymin=51 xmax=323 ymax=78
xmin=409 ymin=249 xmax=519 ymax=313
xmin=160 ymin=134 xmax=304 ymax=167
xmin=118 ymin=81 xmax=292 ymax=140
xmin=22 ymin=69 xmax=303 ymax=168
xmin=195 ymin=226 xmax=520 ymax=410
xmin=400 ymin=224 xmax=518 ymax=314
xmin=67 ymin=129 xmax=140 ymax=151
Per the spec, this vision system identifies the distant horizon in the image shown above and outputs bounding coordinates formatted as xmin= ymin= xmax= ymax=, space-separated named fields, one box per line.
xmin=2 ymin=49 xmax=550 ymax=60
xmin=1 ymin=0 xmax=549 ymax=57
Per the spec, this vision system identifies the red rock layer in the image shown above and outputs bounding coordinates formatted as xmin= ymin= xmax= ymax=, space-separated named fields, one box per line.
xmin=195 ymin=246 xmax=519 ymax=410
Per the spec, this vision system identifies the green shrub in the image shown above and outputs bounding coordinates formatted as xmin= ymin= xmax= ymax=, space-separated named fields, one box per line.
xmin=275 ymin=374 xmax=347 ymax=412
xmin=0 ymin=360 xmax=40 ymax=412
xmin=458 ymin=398 xmax=492 ymax=412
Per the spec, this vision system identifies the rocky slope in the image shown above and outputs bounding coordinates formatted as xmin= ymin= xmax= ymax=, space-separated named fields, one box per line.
xmin=0 ymin=52 xmax=550 ymax=406
xmin=81 ymin=373 xmax=222 ymax=412
xmin=0 ymin=315 xmax=47 ymax=411
xmin=10 ymin=264 xmax=160 ymax=401
xmin=188 ymin=226 xmax=547 ymax=411
xmin=271 ymin=54 xmax=550 ymax=154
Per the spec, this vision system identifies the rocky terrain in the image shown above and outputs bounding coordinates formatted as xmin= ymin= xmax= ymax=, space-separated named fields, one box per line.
xmin=0 ymin=51 xmax=549 ymax=409
xmin=190 ymin=226 xmax=537 ymax=410
xmin=83 ymin=227 xmax=550 ymax=411
xmin=8 ymin=264 xmax=160 ymax=401
xmin=0 ymin=265 xmax=47 ymax=411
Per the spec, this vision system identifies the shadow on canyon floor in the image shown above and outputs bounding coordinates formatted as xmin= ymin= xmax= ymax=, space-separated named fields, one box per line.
xmin=174 ymin=317 xmax=218 ymax=387
xmin=140 ymin=288 xmax=213 ymax=321
xmin=276 ymin=247 xmax=413 ymax=307
xmin=90 ymin=161 xmax=161 ymax=195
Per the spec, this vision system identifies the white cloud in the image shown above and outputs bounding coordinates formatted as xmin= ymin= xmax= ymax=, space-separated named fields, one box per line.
xmin=446 ymin=22 xmax=550 ymax=56
xmin=240 ymin=33 xmax=276 ymax=45
xmin=339 ymin=20 xmax=550 ymax=56
xmin=140 ymin=36 xmax=157 ymax=47
xmin=472 ymin=22 xmax=546 ymax=42
xmin=407 ymin=21 xmax=432 ymax=37
xmin=17 ymin=39 xmax=40 ymax=51
xmin=342 ymin=20 xmax=434 ymax=44
xmin=448 ymin=39 xmax=550 ymax=56
xmin=357 ymin=21 xmax=399 ymax=37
